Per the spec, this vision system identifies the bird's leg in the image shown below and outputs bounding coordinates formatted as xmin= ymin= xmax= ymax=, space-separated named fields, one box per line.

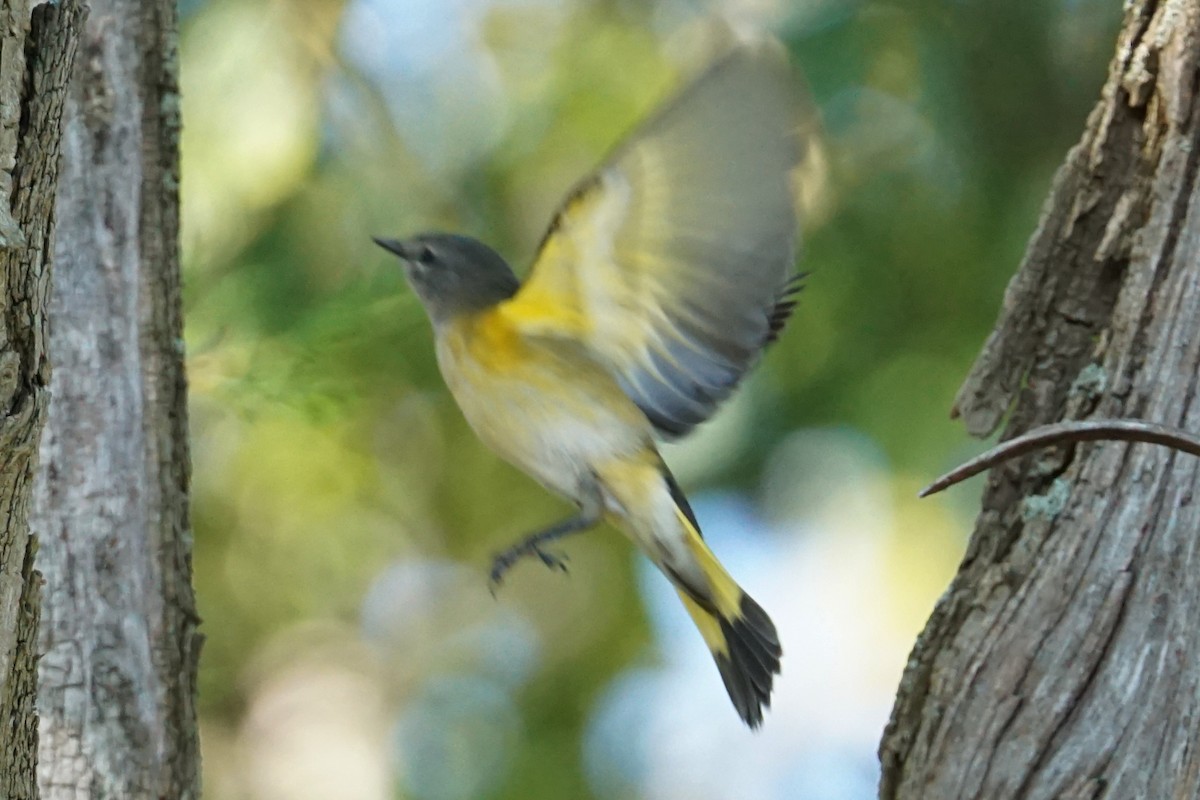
xmin=489 ymin=482 xmax=603 ymax=589
xmin=488 ymin=515 xmax=590 ymax=586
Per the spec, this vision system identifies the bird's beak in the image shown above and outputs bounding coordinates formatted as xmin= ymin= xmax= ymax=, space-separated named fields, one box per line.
xmin=372 ymin=236 xmax=409 ymax=259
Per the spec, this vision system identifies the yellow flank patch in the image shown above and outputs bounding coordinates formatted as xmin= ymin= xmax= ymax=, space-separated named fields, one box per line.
xmin=442 ymin=306 xmax=527 ymax=373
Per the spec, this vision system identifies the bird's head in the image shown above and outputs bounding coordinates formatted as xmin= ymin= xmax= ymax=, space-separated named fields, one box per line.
xmin=373 ymin=233 xmax=520 ymax=325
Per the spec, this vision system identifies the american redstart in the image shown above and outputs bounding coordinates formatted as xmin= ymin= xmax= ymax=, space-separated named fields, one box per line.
xmin=375 ymin=41 xmax=811 ymax=728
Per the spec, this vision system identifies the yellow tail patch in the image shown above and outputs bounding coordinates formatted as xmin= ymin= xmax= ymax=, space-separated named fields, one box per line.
xmin=671 ymin=506 xmax=782 ymax=728
xmin=675 ymin=508 xmax=745 ymax=620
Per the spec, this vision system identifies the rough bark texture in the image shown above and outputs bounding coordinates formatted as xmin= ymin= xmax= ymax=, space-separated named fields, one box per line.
xmin=0 ymin=1 xmax=83 ymax=797
xmin=31 ymin=0 xmax=201 ymax=796
xmin=880 ymin=1 xmax=1200 ymax=798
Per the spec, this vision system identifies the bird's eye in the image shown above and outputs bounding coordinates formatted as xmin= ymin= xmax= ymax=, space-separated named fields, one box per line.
xmin=416 ymin=245 xmax=435 ymax=264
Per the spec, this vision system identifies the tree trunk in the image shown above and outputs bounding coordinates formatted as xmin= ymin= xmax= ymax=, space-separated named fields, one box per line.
xmin=31 ymin=0 xmax=201 ymax=796
xmin=881 ymin=1 xmax=1200 ymax=797
xmin=0 ymin=0 xmax=83 ymax=796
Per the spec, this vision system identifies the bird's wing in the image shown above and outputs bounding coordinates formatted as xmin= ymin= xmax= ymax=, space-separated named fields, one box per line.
xmin=503 ymin=42 xmax=816 ymax=438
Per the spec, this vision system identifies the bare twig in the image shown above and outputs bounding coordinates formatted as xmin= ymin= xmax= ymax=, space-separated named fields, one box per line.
xmin=920 ymin=419 xmax=1200 ymax=497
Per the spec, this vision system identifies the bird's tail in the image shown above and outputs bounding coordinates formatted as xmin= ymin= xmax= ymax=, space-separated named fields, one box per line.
xmin=672 ymin=504 xmax=781 ymax=728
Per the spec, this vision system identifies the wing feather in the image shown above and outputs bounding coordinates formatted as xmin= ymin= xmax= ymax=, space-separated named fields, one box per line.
xmin=506 ymin=42 xmax=816 ymax=437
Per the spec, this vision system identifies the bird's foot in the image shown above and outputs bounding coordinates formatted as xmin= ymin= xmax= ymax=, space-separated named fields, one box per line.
xmin=489 ymin=539 xmax=569 ymax=593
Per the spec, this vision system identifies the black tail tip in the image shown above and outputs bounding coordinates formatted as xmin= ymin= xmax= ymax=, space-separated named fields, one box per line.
xmin=714 ymin=593 xmax=782 ymax=729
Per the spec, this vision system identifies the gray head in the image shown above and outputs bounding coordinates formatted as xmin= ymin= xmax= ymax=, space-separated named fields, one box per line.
xmin=373 ymin=233 xmax=520 ymax=325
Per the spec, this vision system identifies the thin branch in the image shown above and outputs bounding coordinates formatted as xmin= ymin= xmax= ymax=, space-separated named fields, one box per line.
xmin=920 ymin=419 xmax=1200 ymax=497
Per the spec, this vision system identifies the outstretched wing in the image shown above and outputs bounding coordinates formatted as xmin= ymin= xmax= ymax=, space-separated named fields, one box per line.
xmin=504 ymin=41 xmax=814 ymax=437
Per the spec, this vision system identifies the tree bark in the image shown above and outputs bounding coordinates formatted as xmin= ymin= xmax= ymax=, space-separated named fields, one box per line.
xmin=881 ymin=1 xmax=1200 ymax=797
xmin=31 ymin=0 xmax=201 ymax=796
xmin=0 ymin=0 xmax=83 ymax=796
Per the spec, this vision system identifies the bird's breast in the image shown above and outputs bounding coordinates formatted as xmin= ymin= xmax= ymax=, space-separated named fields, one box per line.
xmin=433 ymin=307 xmax=650 ymax=498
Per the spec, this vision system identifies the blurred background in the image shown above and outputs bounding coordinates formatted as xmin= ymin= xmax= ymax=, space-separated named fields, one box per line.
xmin=181 ymin=1 xmax=1122 ymax=798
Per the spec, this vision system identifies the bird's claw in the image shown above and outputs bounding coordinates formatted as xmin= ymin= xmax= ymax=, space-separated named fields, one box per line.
xmin=532 ymin=542 xmax=569 ymax=572
xmin=488 ymin=541 xmax=569 ymax=594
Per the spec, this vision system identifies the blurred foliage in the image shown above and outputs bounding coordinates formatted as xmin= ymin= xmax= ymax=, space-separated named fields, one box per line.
xmin=181 ymin=0 xmax=1122 ymax=798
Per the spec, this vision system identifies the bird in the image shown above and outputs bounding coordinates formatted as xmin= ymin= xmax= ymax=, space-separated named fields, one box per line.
xmin=374 ymin=41 xmax=812 ymax=728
